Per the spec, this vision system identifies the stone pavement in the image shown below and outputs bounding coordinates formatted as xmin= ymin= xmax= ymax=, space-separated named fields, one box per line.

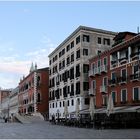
xmin=0 ymin=120 xmax=140 ymax=139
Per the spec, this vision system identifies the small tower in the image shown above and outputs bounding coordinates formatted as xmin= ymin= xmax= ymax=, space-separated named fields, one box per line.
xmin=30 ymin=62 xmax=35 ymax=73
xmin=35 ymin=62 xmax=37 ymax=70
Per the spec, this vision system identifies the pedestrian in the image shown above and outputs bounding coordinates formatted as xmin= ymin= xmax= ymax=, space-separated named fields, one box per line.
xmin=4 ymin=117 xmax=7 ymax=123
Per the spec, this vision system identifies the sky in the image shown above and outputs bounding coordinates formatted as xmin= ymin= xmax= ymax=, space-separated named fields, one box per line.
xmin=0 ymin=1 xmax=140 ymax=89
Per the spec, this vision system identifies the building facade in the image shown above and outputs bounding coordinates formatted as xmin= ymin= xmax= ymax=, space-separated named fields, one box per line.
xmin=9 ymin=87 xmax=19 ymax=117
xmin=18 ymin=64 xmax=49 ymax=118
xmin=48 ymin=26 xmax=116 ymax=120
xmin=89 ymin=32 xmax=140 ymax=110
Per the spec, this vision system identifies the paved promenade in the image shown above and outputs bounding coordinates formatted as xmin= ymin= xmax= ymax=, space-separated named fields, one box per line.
xmin=0 ymin=120 xmax=140 ymax=139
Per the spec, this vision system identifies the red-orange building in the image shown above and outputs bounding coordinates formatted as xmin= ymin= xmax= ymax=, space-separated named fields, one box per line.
xmin=89 ymin=32 xmax=140 ymax=111
xmin=18 ymin=64 xmax=49 ymax=118
xmin=89 ymin=32 xmax=140 ymax=127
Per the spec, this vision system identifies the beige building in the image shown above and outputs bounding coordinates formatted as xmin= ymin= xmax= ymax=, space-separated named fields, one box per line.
xmin=48 ymin=26 xmax=116 ymax=120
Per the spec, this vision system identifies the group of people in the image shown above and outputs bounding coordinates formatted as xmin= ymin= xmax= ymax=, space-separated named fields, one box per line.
xmin=3 ymin=116 xmax=13 ymax=123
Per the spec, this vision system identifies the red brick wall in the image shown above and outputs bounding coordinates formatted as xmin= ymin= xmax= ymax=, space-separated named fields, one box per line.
xmin=37 ymin=70 xmax=49 ymax=113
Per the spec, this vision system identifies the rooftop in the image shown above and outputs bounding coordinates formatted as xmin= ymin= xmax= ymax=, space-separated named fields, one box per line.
xmin=48 ymin=25 xmax=117 ymax=57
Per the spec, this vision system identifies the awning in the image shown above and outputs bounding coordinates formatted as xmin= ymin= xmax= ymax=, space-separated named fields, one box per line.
xmin=70 ymin=106 xmax=140 ymax=116
xmin=115 ymin=106 xmax=140 ymax=113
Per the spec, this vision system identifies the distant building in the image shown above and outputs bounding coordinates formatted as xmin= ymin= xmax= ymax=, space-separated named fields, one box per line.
xmin=0 ymin=89 xmax=12 ymax=118
xmin=18 ymin=63 xmax=49 ymax=118
xmin=9 ymin=87 xmax=19 ymax=117
xmin=48 ymin=26 xmax=116 ymax=120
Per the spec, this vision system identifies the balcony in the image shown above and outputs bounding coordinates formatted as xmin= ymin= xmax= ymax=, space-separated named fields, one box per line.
xmin=130 ymin=72 xmax=140 ymax=81
xmin=100 ymin=86 xmax=107 ymax=94
xmin=111 ymin=60 xmax=118 ymax=68
xmin=94 ymin=67 xmax=101 ymax=75
xmin=119 ymin=57 xmax=128 ymax=65
xmin=101 ymin=65 xmax=108 ymax=73
xmin=88 ymin=69 xmax=94 ymax=77
xmin=109 ymin=79 xmax=117 ymax=86
xmin=89 ymin=88 xmax=96 ymax=96
xmin=118 ymin=76 xmax=127 ymax=84
xmin=131 ymin=51 xmax=140 ymax=61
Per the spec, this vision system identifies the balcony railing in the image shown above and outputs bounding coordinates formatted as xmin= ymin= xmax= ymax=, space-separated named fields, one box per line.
xmin=89 ymin=88 xmax=96 ymax=96
xmin=118 ymin=76 xmax=127 ymax=84
xmin=119 ymin=57 xmax=128 ymax=65
xmin=101 ymin=65 xmax=108 ymax=73
xmin=130 ymin=72 xmax=140 ymax=81
xmin=111 ymin=60 xmax=118 ymax=68
xmin=109 ymin=79 xmax=117 ymax=86
xmin=130 ymin=51 xmax=140 ymax=61
xmin=88 ymin=69 xmax=94 ymax=77
xmin=100 ymin=86 xmax=107 ymax=93
xmin=94 ymin=67 xmax=101 ymax=75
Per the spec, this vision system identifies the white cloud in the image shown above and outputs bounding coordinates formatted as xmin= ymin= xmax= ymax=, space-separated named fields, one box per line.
xmin=0 ymin=35 xmax=57 ymax=89
xmin=26 ymin=35 xmax=57 ymax=68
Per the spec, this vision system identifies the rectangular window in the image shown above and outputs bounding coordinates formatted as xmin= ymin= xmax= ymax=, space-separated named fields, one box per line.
xmin=85 ymin=98 xmax=89 ymax=105
xmin=70 ymin=84 xmax=74 ymax=96
xmin=71 ymin=41 xmax=74 ymax=48
xmin=133 ymin=87 xmax=139 ymax=101
xmin=103 ymin=38 xmax=110 ymax=45
xmin=121 ymin=89 xmax=127 ymax=102
xmin=59 ymin=52 xmax=62 ymax=58
xmin=83 ymin=64 xmax=89 ymax=73
xmin=66 ymin=45 xmax=70 ymax=52
xmin=76 ymin=49 xmax=80 ymax=59
xmin=83 ymin=35 xmax=90 ymax=42
xmin=98 ymin=37 xmax=101 ymax=44
xmin=121 ymin=69 xmax=127 ymax=82
xmin=62 ymin=48 xmax=65 ymax=55
xmin=103 ymin=77 xmax=108 ymax=86
xmin=71 ymin=99 xmax=74 ymax=106
xmin=83 ymin=82 xmax=89 ymax=91
xmin=76 ymin=82 xmax=80 ymax=94
xmin=67 ymin=57 xmax=70 ymax=65
xmin=70 ymin=67 xmax=74 ymax=80
xmin=76 ymin=64 xmax=80 ymax=77
xmin=67 ymin=100 xmax=69 ymax=106
xmin=111 ymin=72 xmax=116 ymax=80
xmin=103 ymin=57 xmax=107 ymax=65
xmin=62 ymin=60 xmax=65 ymax=68
xmin=59 ymin=102 xmax=61 ymax=107
xmin=133 ymin=65 xmax=139 ymax=74
xmin=49 ymin=60 xmax=51 ymax=65
xmin=76 ymin=35 xmax=80 ymax=44
xmin=71 ymin=53 xmax=74 ymax=62
xmin=83 ymin=49 xmax=88 ymax=56
xmin=112 ymin=91 xmax=116 ymax=103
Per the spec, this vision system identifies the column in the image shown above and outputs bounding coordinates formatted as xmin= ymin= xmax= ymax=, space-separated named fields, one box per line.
xmin=128 ymin=46 xmax=131 ymax=63
xmin=117 ymin=51 xmax=120 ymax=66
xmin=34 ymin=71 xmax=37 ymax=113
